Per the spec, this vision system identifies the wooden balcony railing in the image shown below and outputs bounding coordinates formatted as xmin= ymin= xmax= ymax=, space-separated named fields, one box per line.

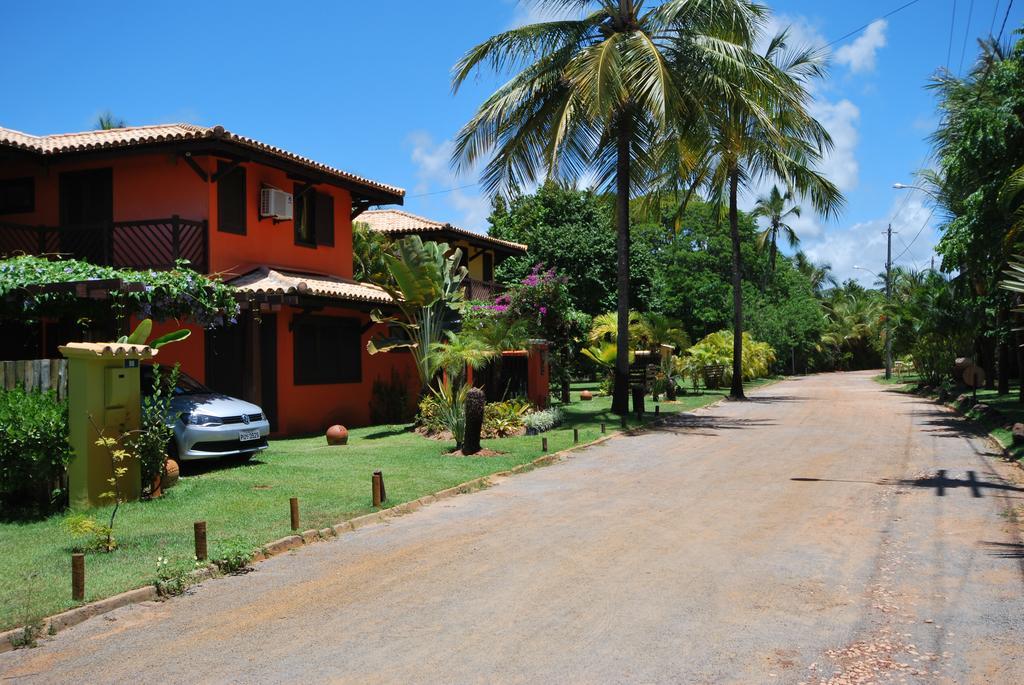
xmin=0 ymin=216 xmax=208 ymax=272
xmin=465 ymin=278 xmax=499 ymax=302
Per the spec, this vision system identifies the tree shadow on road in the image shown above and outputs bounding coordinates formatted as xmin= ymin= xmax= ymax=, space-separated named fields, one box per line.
xmin=893 ymin=469 xmax=1024 ymax=497
xmin=979 ymin=541 xmax=1024 ymax=559
xmin=897 ymin=408 xmax=1005 ymax=449
xmin=790 ymin=470 xmax=1024 ymax=499
xmin=652 ymin=414 xmax=777 ymax=438
xmin=740 ymin=395 xmax=807 ymax=404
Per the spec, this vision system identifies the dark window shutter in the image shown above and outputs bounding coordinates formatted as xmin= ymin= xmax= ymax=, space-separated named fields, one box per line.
xmin=293 ymin=316 xmax=361 ymax=385
xmin=0 ymin=177 xmax=35 ymax=215
xmin=482 ymin=253 xmax=494 ymax=282
xmin=314 ymin=192 xmax=334 ymax=246
xmin=217 ymin=162 xmax=246 ymax=234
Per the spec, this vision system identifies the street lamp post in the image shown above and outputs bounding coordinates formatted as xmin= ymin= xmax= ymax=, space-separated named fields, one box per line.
xmin=892 ymin=182 xmax=941 ymax=201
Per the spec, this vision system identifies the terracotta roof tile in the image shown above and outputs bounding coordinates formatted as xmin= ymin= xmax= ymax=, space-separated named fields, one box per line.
xmin=58 ymin=342 xmax=158 ymax=359
xmin=357 ymin=209 xmax=527 ymax=253
xmin=229 ymin=267 xmax=393 ymax=305
xmin=0 ymin=124 xmax=404 ymax=200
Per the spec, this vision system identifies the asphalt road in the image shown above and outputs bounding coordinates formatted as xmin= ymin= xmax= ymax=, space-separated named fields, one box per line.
xmin=3 ymin=371 xmax=1023 ymax=684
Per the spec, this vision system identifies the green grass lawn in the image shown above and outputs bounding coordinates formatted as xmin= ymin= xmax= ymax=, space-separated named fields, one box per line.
xmin=0 ymin=378 xmax=777 ymax=631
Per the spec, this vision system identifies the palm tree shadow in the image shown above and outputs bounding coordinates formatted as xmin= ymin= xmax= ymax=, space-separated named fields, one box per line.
xmin=654 ymin=414 xmax=777 ymax=435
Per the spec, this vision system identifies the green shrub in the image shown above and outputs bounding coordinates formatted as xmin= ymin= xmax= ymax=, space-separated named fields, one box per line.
xmin=429 ymin=378 xmax=469 ymax=448
xmin=417 ymin=394 xmax=446 ymax=434
xmin=0 ymin=387 xmax=71 ymax=518
xmin=62 ymin=513 xmax=115 ymax=553
xmin=482 ymin=398 xmax=533 ymax=437
xmin=523 ymin=407 xmax=564 ymax=434
xmin=212 ymin=538 xmax=253 ymax=574
xmin=127 ymin=364 xmax=178 ymax=494
xmin=154 ymin=554 xmax=202 ymax=597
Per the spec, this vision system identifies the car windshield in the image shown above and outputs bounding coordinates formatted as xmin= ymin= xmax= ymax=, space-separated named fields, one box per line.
xmin=141 ymin=366 xmax=212 ymax=396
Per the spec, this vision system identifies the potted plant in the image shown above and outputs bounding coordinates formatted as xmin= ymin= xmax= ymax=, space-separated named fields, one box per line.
xmin=128 ymin=363 xmax=179 ymax=498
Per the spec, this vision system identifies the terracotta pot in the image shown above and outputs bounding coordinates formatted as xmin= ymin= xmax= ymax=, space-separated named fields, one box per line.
xmin=326 ymin=424 xmax=349 ymax=446
xmin=163 ymin=458 xmax=180 ymax=488
xmin=580 ymin=390 xmax=593 ymax=401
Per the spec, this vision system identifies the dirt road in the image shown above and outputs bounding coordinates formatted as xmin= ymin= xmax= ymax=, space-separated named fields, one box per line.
xmin=3 ymin=371 xmax=1023 ymax=683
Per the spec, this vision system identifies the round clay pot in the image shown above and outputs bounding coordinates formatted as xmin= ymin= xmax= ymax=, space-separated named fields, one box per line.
xmin=580 ymin=390 xmax=594 ymax=401
xmin=163 ymin=458 xmax=180 ymax=488
xmin=326 ymin=424 xmax=349 ymax=446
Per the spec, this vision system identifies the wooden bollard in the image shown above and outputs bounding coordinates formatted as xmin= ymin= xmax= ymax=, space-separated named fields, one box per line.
xmin=620 ymin=415 xmax=627 ymax=429
xmin=194 ymin=521 xmax=208 ymax=561
xmin=542 ymin=437 xmax=548 ymax=452
xmin=573 ymin=428 xmax=579 ymax=444
xmin=289 ymin=497 xmax=300 ymax=531
xmin=71 ymin=553 xmax=85 ymax=601
xmin=655 ymin=405 xmax=660 ymax=416
xmin=374 ymin=470 xmax=386 ymax=503
xmin=372 ymin=472 xmax=383 ymax=507
xmin=600 ymin=422 xmax=606 ymax=434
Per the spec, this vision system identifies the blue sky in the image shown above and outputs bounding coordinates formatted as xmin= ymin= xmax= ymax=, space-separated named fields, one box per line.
xmin=2 ymin=0 xmax=1022 ymax=284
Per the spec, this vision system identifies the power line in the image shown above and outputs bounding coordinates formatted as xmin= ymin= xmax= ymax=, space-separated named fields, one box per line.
xmin=892 ymin=206 xmax=938 ymax=262
xmin=824 ymin=0 xmax=926 ymax=48
xmin=947 ymin=0 xmax=959 ymax=69
xmin=406 ymin=182 xmax=480 ymax=198
xmin=959 ymin=0 xmax=976 ymax=73
xmin=998 ymin=0 xmax=1015 ymax=41
xmin=990 ymin=0 xmax=1002 ymax=34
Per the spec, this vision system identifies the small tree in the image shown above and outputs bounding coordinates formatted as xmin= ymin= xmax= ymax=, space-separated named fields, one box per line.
xmin=367 ymin=235 xmax=468 ymax=393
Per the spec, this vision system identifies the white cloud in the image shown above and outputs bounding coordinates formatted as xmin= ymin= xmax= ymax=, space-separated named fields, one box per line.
xmin=407 ymin=131 xmax=491 ymax=231
xmin=810 ymin=98 xmax=861 ymax=193
xmin=802 ymin=194 xmax=939 ymax=285
xmin=834 ymin=20 xmax=888 ymax=74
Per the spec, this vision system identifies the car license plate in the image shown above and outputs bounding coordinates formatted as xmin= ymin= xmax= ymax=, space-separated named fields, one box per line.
xmin=238 ymin=429 xmax=260 ymax=442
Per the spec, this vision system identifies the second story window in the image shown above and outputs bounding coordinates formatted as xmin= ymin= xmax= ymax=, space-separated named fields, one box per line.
xmin=217 ymin=162 xmax=246 ymax=234
xmin=293 ymin=184 xmax=335 ymax=248
xmin=0 ymin=177 xmax=34 ymax=215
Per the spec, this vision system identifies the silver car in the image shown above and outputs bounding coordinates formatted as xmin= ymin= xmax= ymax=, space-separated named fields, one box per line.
xmin=142 ymin=368 xmax=271 ymax=462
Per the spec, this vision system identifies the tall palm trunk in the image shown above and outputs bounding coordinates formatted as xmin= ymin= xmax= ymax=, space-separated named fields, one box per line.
xmin=728 ymin=168 xmax=745 ymax=399
xmin=768 ymin=229 xmax=778 ymax=273
xmin=612 ymin=115 xmax=632 ymax=415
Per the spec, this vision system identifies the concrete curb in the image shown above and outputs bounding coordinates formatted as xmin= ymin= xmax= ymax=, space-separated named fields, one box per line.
xmin=2 ymin=389 xmax=751 ymax=653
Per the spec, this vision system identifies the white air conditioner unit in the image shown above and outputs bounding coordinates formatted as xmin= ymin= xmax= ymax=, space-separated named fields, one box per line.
xmin=260 ymin=187 xmax=293 ymax=220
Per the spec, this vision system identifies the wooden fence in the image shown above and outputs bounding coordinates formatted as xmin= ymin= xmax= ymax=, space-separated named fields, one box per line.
xmin=1 ymin=359 xmax=68 ymax=400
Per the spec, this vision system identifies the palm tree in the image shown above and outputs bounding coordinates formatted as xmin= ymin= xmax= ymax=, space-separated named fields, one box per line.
xmin=95 ymin=111 xmax=126 ymax=130
xmin=654 ymin=29 xmax=844 ymax=399
xmin=793 ymin=250 xmax=837 ymax=295
xmin=451 ymin=0 xmax=768 ymax=415
xmin=752 ymin=184 xmax=801 ymax=274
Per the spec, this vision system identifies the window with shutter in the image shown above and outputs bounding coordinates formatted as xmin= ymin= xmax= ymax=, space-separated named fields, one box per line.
xmin=314 ymin=192 xmax=334 ymax=247
xmin=217 ymin=162 xmax=246 ymax=234
xmin=293 ymin=315 xmax=362 ymax=385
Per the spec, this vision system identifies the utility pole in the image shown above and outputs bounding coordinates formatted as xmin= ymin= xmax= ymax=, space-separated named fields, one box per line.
xmin=884 ymin=224 xmax=893 ymax=380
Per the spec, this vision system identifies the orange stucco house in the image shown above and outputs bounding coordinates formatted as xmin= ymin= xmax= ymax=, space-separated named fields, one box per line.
xmin=0 ymin=123 xmax=418 ymax=435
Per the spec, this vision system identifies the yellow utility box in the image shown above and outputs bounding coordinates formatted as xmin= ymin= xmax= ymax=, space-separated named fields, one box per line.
xmin=59 ymin=342 xmax=158 ymax=509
